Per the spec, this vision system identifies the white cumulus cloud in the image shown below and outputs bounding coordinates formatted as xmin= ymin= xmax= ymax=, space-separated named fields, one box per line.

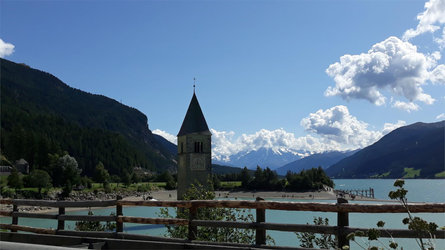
xmin=403 ymin=0 xmax=445 ymax=41
xmin=211 ymin=105 xmax=411 ymax=161
xmin=152 ymin=129 xmax=176 ymax=145
xmin=392 ymin=101 xmax=420 ymax=112
xmin=382 ymin=120 xmax=407 ymax=134
xmin=325 ymin=36 xmax=438 ymax=108
xmin=155 ymin=108 xmax=408 ymax=162
xmin=0 ymin=39 xmax=15 ymax=58
xmin=300 ymin=105 xmax=382 ymax=148
xmin=430 ymin=64 xmax=445 ymax=84
xmin=436 ymin=113 xmax=445 ymax=119
xmin=210 ymin=129 xmax=241 ymax=161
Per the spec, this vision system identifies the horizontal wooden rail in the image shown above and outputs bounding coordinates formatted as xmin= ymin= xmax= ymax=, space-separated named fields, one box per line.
xmin=118 ymin=200 xmax=191 ymax=208
xmin=0 ymin=224 xmax=56 ymax=234
xmin=13 ymin=212 xmax=58 ymax=220
xmin=192 ymin=220 xmax=338 ymax=234
xmin=117 ymin=200 xmax=445 ymax=213
xmin=0 ymin=210 xmax=12 ymax=216
xmin=58 ymin=214 xmax=116 ymax=222
xmin=118 ymin=216 xmax=188 ymax=225
xmin=56 ymin=230 xmax=116 ymax=238
xmin=344 ymin=227 xmax=445 ymax=239
xmin=10 ymin=199 xmax=116 ymax=208
xmin=0 ymin=199 xmax=13 ymax=205
xmin=3 ymin=199 xmax=443 ymax=213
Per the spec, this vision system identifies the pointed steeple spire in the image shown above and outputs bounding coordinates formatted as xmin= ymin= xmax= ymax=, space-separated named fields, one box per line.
xmin=177 ymin=92 xmax=210 ymax=136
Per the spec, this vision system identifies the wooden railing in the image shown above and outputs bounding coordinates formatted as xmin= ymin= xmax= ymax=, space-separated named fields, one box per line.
xmin=1 ymin=197 xmax=444 ymax=248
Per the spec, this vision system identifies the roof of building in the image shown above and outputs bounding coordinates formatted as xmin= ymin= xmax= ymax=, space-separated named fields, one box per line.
xmin=15 ymin=159 xmax=28 ymax=165
xmin=177 ymin=93 xmax=210 ymax=136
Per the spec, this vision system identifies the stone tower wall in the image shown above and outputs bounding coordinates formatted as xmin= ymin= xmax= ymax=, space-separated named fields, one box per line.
xmin=177 ymin=133 xmax=212 ymax=200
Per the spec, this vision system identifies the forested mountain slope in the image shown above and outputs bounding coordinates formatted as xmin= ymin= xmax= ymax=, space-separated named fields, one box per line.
xmin=326 ymin=121 xmax=445 ymax=178
xmin=1 ymin=58 xmax=176 ymax=176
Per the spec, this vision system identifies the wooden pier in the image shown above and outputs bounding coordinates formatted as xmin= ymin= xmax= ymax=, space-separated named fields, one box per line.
xmin=336 ymin=187 xmax=375 ymax=199
xmin=0 ymin=198 xmax=444 ymax=249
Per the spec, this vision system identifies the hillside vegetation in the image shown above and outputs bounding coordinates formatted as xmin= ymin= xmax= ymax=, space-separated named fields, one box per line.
xmin=326 ymin=121 xmax=445 ymax=179
xmin=1 ymin=58 xmax=175 ymax=176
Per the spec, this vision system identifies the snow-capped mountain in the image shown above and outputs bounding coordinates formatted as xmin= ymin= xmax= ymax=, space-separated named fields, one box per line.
xmin=213 ymin=147 xmax=306 ymax=170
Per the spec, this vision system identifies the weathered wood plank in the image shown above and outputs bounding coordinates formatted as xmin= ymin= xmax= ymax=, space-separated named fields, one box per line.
xmin=338 ymin=203 xmax=445 ymax=213
xmin=56 ymin=230 xmax=115 ymax=238
xmin=116 ymin=195 xmax=123 ymax=233
xmin=192 ymin=220 xmax=257 ymax=229
xmin=344 ymin=227 xmax=445 ymax=239
xmin=0 ymin=199 xmax=13 ymax=205
xmin=191 ymin=220 xmax=338 ymax=234
xmin=263 ymin=223 xmax=337 ymax=234
xmin=11 ymin=204 xmax=18 ymax=232
xmin=118 ymin=216 xmax=188 ymax=225
xmin=0 ymin=210 xmax=12 ymax=216
xmin=256 ymin=208 xmax=266 ymax=245
xmin=57 ymin=207 xmax=65 ymax=230
xmin=3 ymin=199 xmax=444 ymax=213
xmin=12 ymin=199 xmax=116 ymax=207
xmin=114 ymin=232 xmax=188 ymax=243
xmin=13 ymin=212 xmax=58 ymax=220
xmin=0 ymin=223 xmax=56 ymax=234
xmin=188 ymin=206 xmax=197 ymax=241
xmin=58 ymin=214 xmax=116 ymax=222
xmin=118 ymin=200 xmax=192 ymax=208
xmin=337 ymin=198 xmax=349 ymax=248
xmin=117 ymin=200 xmax=445 ymax=213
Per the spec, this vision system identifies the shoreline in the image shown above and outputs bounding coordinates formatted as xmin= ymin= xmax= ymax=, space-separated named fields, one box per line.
xmin=0 ymin=189 xmax=393 ymax=216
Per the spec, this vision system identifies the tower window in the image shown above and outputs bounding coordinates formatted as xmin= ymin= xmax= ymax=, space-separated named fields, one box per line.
xmin=181 ymin=143 xmax=184 ymax=153
xmin=194 ymin=141 xmax=203 ymax=153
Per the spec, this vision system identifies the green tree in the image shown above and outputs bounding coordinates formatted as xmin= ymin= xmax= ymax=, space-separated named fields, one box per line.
xmin=29 ymin=169 xmax=52 ymax=195
xmin=122 ymin=170 xmax=132 ymax=187
xmin=93 ymin=162 xmax=110 ymax=187
xmin=296 ymin=217 xmax=337 ymax=249
xmin=240 ymin=167 xmax=251 ymax=188
xmin=62 ymin=180 xmax=72 ymax=198
xmin=7 ymin=167 xmax=23 ymax=192
xmin=131 ymin=172 xmax=141 ymax=184
xmin=157 ymin=171 xmax=176 ymax=190
xmin=75 ymin=210 xmax=116 ymax=231
xmin=59 ymin=154 xmax=81 ymax=186
xmin=80 ymin=176 xmax=93 ymax=189
xmin=158 ymin=182 xmax=274 ymax=244
xmin=110 ymin=175 xmax=121 ymax=186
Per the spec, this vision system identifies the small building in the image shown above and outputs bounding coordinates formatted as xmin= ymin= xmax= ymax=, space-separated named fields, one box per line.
xmin=177 ymin=91 xmax=212 ymax=200
xmin=14 ymin=159 xmax=30 ymax=174
xmin=0 ymin=165 xmax=12 ymax=176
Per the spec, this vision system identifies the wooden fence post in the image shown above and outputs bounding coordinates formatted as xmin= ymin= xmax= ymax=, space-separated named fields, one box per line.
xmin=255 ymin=208 xmax=266 ymax=245
xmin=11 ymin=204 xmax=18 ymax=232
xmin=57 ymin=207 xmax=65 ymax=231
xmin=188 ymin=205 xmax=197 ymax=241
xmin=337 ymin=198 xmax=349 ymax=248
xmin=116 ymin=195 xmax=123 ymax=233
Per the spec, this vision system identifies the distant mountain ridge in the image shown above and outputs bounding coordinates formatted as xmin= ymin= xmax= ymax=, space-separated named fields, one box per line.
xmin=213 ymin=147 xmax=305 ymax=170
xmin=275 ymin=150 xmax=357 ymax=175
xmin=1 ymin=58 xmax=176 ymax=175
xmin=326 ymin=121 xmax=445 ymax=178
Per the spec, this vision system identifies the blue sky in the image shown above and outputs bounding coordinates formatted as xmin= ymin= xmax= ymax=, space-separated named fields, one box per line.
xmin=1 ymin=0 xmax=444 ymax=159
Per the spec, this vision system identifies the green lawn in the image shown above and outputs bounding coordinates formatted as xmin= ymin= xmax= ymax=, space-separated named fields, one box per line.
xmin=402 ymin=168 xmax=421 ymax=178
xmin=434 ymin=171 xmax=445 ymax=178
xmin=220 ymin=181 xmax=241 ymax=188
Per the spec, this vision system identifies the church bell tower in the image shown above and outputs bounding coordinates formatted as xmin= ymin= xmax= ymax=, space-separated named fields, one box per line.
xmin=177 ymin=89 xmax=212 ymax=200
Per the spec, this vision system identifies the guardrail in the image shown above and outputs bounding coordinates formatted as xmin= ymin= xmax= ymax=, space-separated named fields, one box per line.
xmin=1 ymin=197 xmax=444 ymax=248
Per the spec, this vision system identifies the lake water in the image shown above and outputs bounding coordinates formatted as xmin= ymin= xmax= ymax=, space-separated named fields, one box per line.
xmin=2 ymin=179 xmax=444 ymax=249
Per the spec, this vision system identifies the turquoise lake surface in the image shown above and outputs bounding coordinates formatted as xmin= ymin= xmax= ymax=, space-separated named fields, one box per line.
xmin=2 ymin=179 xmax=444 ymax=249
